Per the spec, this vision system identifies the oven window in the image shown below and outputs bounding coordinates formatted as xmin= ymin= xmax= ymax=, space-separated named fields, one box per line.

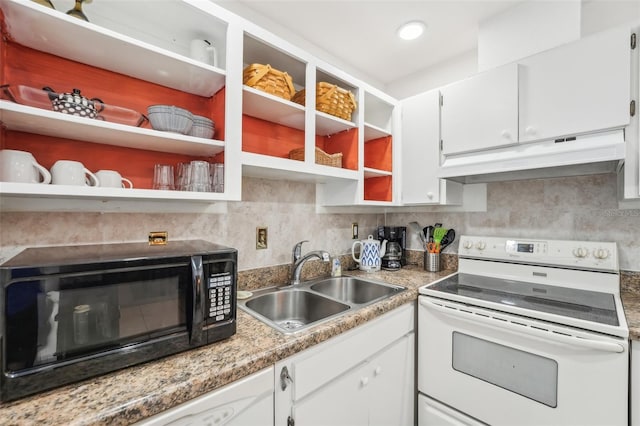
xmin=4 ymin=264 xmax=189 ymax=372
xmin=452 ymin=332 xmax=558 ymax=407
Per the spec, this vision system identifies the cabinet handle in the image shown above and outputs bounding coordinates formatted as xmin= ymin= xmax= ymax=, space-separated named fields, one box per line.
xmin=525 ymin=126 xmax=537 ymax=136
xmin=426 ymin=192 xmax=434 ymax=199
xmin=501 ymin=130 xmax=512 ymax=140
xmin=360 ymin=377 xmax=369 ymax=387
xmin=374 ymin=366 xmax=382 ymax=376
xmin=280 ymin=366 xmax=293 ymax=391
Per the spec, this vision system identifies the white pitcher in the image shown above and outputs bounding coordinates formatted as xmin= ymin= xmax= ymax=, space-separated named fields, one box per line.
xmin=352 ymin=235 xmax=387 ymax=272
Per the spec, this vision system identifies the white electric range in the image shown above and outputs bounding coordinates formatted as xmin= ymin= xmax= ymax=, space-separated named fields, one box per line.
xmin=418 ymin=235 xmax=628 ymax=426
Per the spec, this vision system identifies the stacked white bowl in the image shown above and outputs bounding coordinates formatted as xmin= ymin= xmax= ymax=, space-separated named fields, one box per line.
xmin=147 ymin=105 xmax=193 ymax=134
xmin=189 ymin=115 xmax=215 ymax=139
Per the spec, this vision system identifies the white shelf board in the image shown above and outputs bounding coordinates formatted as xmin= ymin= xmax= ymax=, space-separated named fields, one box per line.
xmin=364 ymin=122 xmax=391 ymax=141
xmin=364 ymin=167 xmax=392 ymax=178
xmin=241 ymin=152 xmax=359 ymax=183
xmin=0 ymin=0 xmax=225 ymax=97
xmin=0 ymin=182 xmax=227 ymax=202
xmin=315 ymin=111 xmax=357 ymax=136
xmin=242 ymin=86 xmax=305 ymax=130
xmin=0 ymin=102 xmax=225 ymax=157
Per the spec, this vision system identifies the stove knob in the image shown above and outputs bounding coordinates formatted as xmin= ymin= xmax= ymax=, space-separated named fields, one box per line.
xmin=463 ymin=240 xmax=473 ymax=249
xmin=594 ymin=249 xmax=610 ymax=260
xmin=572 ymin=247 xmax=588 ymax=258
xmin=476 ymin=241 xmax=486 ymax=250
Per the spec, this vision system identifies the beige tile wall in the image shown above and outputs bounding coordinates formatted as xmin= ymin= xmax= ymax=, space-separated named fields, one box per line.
xmin=1 ymin=173 xmax=638 ymax=272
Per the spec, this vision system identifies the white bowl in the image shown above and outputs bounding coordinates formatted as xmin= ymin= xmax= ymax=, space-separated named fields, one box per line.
xmin=147 ymin=105 xmax=193 ymax=134
xmin=189 ymin=115 xmax=215 ymax=138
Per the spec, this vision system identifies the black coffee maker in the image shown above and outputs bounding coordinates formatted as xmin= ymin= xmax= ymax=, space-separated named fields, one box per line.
xmin=377 ymin=226 xmax=407 ymax=270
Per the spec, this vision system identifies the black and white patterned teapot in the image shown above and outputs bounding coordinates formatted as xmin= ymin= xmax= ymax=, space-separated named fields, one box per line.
xmin=43 ymin=87 xmax=104 ymax=119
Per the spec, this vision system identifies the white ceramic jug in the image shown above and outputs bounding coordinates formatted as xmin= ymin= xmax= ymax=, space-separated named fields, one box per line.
xmin=352 ymin=235 xmax=387 ymax=272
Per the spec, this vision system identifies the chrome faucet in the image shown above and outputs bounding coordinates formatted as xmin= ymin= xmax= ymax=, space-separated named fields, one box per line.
xmin=290 ymin=240 xmax=331 ymax=286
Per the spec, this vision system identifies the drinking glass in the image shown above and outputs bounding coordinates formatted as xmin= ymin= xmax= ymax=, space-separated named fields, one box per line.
xmin=175 ymin=162 xmax=191 ymax=191
xmin=186 ymin=161 xmax=211 ymax=192
xmin=152 ymin=164 xmax=175 ymax=190
xmin=210 ymin=163 xmax=224 ymax=193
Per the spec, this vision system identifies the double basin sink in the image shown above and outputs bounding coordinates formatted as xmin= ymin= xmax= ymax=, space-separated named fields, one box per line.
xmin=238 ymin=276 xmax=405 ymax=334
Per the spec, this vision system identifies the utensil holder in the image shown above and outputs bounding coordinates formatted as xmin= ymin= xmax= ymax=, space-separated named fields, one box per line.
xmin=424 ymin=252 xmax=440 ymax=272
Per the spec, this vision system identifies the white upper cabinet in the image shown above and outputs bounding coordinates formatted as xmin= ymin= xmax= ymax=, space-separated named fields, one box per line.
xmin=518 ymin=26 xmax=631 ymax=143
xmin=401 ymin=89 xmax=461 ymax=205
xmin=440 ymin=63 xmax=519 ymax=156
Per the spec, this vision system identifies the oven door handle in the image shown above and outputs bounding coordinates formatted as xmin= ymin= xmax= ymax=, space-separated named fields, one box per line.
xmin=419 ymin=298 xmax=625 ymax=353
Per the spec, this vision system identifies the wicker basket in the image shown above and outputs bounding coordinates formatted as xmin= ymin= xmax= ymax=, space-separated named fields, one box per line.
xmin=291 ymin=82 xmax=357 ymax=121
xmin=289 ymin=147 xmax=343 ymax=168
xmin=243 ymin=63 xmax=295 ymax=100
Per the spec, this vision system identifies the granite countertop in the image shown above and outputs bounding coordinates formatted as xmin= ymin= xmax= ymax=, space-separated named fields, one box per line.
xmin=0 ymin=266 xmax=453 ymax=426
xmin=1 ymin=265 xmax=639 ymax=426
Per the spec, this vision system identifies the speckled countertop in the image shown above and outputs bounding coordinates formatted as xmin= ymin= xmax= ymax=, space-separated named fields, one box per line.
xmin=1 ymin=263 xmax=639 ymax=426
xmin=0 ymin=265 xmax=453 ymax=426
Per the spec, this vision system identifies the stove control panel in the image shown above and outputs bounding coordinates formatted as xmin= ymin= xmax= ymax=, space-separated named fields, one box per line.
xmin=459 ymin=236 xmax=618 ymax=271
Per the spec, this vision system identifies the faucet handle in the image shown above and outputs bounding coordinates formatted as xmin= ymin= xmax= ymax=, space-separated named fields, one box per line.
xmin=292 ymin=240 xmax=309 ymax=262
xmin=321 ymin=252 xmax=331 ymax=262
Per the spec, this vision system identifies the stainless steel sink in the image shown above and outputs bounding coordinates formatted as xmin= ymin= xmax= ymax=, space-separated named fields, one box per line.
xmin=243 ymin=289 xmax=350 ymax=333
xmin=238 ymin=276 xmax=406 ymax=334
xmin=310 ymin=276 xmax=404 ymax=304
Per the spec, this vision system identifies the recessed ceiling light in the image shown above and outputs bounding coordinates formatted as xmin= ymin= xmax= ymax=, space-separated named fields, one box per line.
xmin=397 ymin=21 xmax=426 ymax=41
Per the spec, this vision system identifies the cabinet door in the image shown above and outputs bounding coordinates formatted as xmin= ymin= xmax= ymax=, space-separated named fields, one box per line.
xmin=519 ymin=26 xmax=631 ymax=143
xmin=368 ymin=333 xmax=415 ymax=426
xmin=293 ymin=362 xmax=369 ymax=426
xmin=632 ymin=341 xmax=639 ymax=426
xmin=135 ymin=367 xmax=274 ymax=426
xmin=401 ymin=90 xmax=442 ymax=204
xmin=440 ymin=63 xmax=519 ymax=156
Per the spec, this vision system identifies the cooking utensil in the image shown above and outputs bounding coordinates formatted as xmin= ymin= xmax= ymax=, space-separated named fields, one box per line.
xmin=433 ymin=227 xmax=448 ymax=245
xmin=427 ymin=242 xmax=440 ymax=253
xmin=409 ymin=221 xmax=426 ymax=246
xmin=439 ymin=229 xmax=456 ymax=252
xmin=423 ymin=226 xmax=434 ymax=243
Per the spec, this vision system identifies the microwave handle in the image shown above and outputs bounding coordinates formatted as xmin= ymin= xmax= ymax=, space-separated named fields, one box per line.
xmin=190 ymin=256 xmax=205 ymax=345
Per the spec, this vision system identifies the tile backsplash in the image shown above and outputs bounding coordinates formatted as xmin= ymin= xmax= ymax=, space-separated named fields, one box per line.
xmin=1 ymin=173 xmax=638 ymax=272
xmin=388 ymin=173 xmax=640 ymax=272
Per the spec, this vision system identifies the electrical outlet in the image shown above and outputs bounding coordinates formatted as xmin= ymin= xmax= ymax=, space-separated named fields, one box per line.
xmin=352 ymin=223 xmax=359 ymax=239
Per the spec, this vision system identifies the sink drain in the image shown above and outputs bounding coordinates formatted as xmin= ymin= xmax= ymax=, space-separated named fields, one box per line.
xmin=277 ymin=319 xmax=307 ymax=330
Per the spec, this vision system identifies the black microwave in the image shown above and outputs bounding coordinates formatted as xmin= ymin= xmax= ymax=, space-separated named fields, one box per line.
xmin=0 ymin=239 xmax=237 ymax=402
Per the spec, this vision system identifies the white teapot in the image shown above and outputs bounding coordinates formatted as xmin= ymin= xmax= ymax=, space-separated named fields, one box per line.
xmin=352 ymin=235 xmax=387 ymax=272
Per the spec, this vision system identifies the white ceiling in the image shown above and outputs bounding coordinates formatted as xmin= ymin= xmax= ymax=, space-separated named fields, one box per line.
xmin=217 ymin=0 xmax=640 ymax=95
xmin=221 ymin=0 xmax=524 ymax=85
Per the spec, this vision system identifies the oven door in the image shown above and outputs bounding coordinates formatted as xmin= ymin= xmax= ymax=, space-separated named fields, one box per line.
xmin=418 ymin=296 xmax=628 ymax=426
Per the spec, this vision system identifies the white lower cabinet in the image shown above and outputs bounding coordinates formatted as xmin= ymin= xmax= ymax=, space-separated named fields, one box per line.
xmin=275 ymin=303 xmax=415 ymax=426
xmin=418 ymin=395 xmax=485 ymax=426
xmin=135 ymin=367 xmax=274 ymax=426
xmin=633 ymin=340 xmax=639 ymax=426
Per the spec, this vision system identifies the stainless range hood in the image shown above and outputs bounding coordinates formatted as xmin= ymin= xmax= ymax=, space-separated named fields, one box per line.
xmin=437 ymin=129 xmax=626 ymax=184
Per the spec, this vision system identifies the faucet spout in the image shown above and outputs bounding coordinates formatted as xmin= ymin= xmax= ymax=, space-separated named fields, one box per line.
xmin=290 ymin=249 xmax=331 ymax=286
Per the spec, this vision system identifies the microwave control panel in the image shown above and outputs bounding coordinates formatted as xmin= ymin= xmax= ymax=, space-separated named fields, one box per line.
xmin=207 ymin=272 xmax=233 ymax=322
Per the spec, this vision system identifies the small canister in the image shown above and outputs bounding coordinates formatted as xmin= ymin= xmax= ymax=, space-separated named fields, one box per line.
xmin=424 ymin=252 xmax=440 ymax=272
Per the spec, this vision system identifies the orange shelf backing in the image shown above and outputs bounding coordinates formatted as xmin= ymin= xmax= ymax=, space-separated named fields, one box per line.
xmin=364 ymin=175 xmax=392 ymax=202
xmin=364 ymin=136 xmax=392 ymax=172
xmin=4 ymin=131 xmax=212 ymax=189
xmin=320 ymin=128 xmax=358 ymax=170
xmin=242 ymin=115 xmax=304 ymax=158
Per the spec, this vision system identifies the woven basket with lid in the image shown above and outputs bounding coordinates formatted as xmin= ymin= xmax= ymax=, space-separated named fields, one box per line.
xmin=243 ymin=64 xmax=296 ymax=100
xmin=292 ymin=82 xmax=357 ymax=121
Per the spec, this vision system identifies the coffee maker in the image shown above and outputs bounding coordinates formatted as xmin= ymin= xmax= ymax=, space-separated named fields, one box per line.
xmin=377 ymin=226 xmax=407 ymax=270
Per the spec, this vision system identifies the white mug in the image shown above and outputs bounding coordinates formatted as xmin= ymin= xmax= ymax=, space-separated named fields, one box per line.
xmin=0 ymin=149 xmax=51 ymax=184
xmin=96 ymin=170 xmax=133 ymax=188
xmin=51 ymin=160 xmax=99 ymax=186
xmin=189 ymin=39 xmax=218 ymax=67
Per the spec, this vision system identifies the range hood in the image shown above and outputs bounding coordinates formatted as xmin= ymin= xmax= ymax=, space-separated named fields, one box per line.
xmin=438 ymin=129 xmax=626 ymax=184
